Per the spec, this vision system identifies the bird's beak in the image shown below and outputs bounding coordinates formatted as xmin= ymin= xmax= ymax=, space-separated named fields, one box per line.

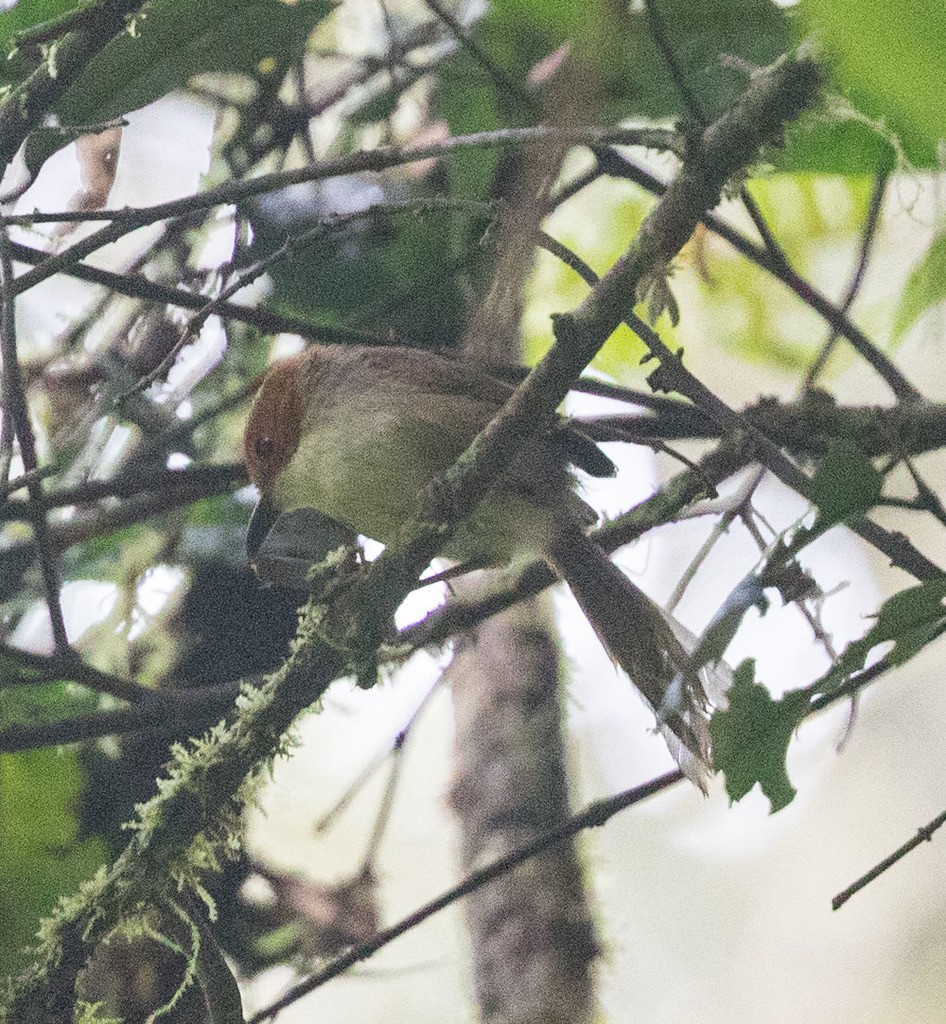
xmin=247 ymin=494 xmax=280 ymax=562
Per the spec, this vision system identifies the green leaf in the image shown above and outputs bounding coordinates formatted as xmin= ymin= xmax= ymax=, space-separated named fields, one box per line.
xmin=819 ymin=576 xmax=946 ymax=693
xmin=0 ymin=0 xmax=87 ymax=126
xmin=710 ymin=660 xmax=807 ymax=813
xmin=430 ymin=45 xmax=502 ymax=260
xmin=73 ymin=0 xmax=331 ymax=119
xmin=23 ymin=0 xmax=333 ymax=175
xmin=0 ymin=0 xmax=76 ymax=40
xmin=892 ymin=232 xmax=946 ymax=342
xmin=811 ymin=438 xmax=883 ymax=529
xmin=802 ymin=0 xmax=946 ymax=149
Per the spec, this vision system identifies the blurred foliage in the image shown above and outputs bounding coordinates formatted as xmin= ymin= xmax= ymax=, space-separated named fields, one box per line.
xmin=2 ymin=0 xmax=334 ymax=175
xmin=894 ymin=231 xmax=946 ymax=344
xmin=687 ymin=174 xmax=891 ymax=372
xmin=0 ymin=744 xmax=105 ymax=975
xmin=802 ymin=0 xmax=946 ymax=163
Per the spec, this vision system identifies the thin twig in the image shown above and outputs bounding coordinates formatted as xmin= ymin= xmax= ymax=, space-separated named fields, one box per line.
xmin=376 ymin=0 xmax=406 ymax=142
xmin=805 ymin=169 xmax=889 ymax=390
xmin=666 ymin=466 xmax=765 ymax=613
xmin=0 ymin=463 xmax=56 ymax=499
xmin=739 ymin=184 xmax=791 ymax=270
xmin=0 ymin=644 xmax=164 ymax=705
xmin=903 ymin=457 xmax=946 ymax=527
xmin=0 ymin=362 xmax=14 ymax=487
xmin=344 ymin=160 xmax=606 ymax=338
xmin=0 ymin=221 xmax=69 ymax=651
xmin=599 ymin=151 xmax=921 ymax=403
xmin=0 ymin=462 xmax=244 ymax=522
xmin=5 ymin=126 xmax=679 ymax=230
xmin=0 ymin=681 xmax=240 ymax=753
xmin=137 ymin=383 xmax=262 ymax=459
xmin=357 ymin=750 xmax=406 ymax=876
xmin=314 ymin=680 xmax=441 ymax=837
xmin=8 ymin=237 xmax=400 ymax=348
xmin=0 ymin=465 xmax=244 ymax=578
xmin=832 ymin=806 xmax=946 ymax=910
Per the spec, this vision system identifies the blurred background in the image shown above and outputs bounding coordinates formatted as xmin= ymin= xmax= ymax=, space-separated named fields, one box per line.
xmin=2 ymin=0 xmax=946 ymax=1021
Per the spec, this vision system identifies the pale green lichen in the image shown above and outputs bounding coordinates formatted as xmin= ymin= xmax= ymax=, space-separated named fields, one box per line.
xmin=75 ymin=1001 xmax=123 ymax=1024
xmin=44 ymin=40 xmax=59 ymax=80
xmin=135 ymin=904 xmax=201 ymax=1024
xmin=124 ymin=1 xmax=153 ymax=39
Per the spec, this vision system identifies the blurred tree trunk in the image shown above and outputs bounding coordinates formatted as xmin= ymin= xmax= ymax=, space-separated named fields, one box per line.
xmin=449 ymin=600 xmax=599 ymax=1024
xmin=449 ymin=112 xmax=599 ymax=1020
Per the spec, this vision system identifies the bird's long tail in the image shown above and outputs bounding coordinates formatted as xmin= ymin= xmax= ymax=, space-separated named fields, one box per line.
xmin=548 ymin=525 xmax=727 ymax=789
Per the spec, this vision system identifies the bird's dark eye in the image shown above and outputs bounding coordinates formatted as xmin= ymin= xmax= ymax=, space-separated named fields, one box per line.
xmin=254 ymin=435 xmax=275 ymax=461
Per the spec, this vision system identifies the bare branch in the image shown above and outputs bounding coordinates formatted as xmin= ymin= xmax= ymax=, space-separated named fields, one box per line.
xmin=0 ymin=222 xmax=68 ymax=651
xmin=833 ymin=806 xmax=946 ymax=911
xmin=805 ymin=168 xmax=889 ymax=390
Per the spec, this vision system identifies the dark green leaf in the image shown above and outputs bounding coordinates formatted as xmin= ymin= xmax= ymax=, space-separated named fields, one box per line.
xmin=253 ymin=194 xmax=469 ymax=348
xmin=819 ymin=576 xmax=946 ymax=692
xmin=24 ymin=0 xmax=333 ymax=174
xmin=430 ymin=46 xmax=503 ymax=259
xmin=710 ymin=660 xmax=806 ymax=813
xmin=70 ymin=0 xmax=331 ymax=119
xmin=811 ymin=438 xmax=883 ymax=528
xmin=0 ymin=0 xmax=81 ymax=85
xmin=0 ymin=0 xmax=80 ymax=43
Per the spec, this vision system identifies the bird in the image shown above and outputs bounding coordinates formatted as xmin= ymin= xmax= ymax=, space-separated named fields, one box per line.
xmin=243 ymin=342 xmax=719 ymax=783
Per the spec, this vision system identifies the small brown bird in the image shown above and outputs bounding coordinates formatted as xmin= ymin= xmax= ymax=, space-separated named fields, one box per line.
xmin=244 ymin=343 xmax=718 ymax=781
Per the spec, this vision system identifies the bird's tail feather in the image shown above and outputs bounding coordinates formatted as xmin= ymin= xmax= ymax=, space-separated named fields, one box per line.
xmin=548 ymin=525 xmax=726 ymax=790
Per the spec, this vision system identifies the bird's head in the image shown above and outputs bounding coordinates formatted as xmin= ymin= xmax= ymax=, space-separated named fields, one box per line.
xmin=243 ymin=352 xmax=310 ymax=559
xmin=244 ymin=352 xmax=309 ymax=496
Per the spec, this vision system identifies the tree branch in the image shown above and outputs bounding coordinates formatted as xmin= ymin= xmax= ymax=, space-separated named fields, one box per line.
xmin=832 ymin=805 xmax=946 ymax=911
xmin=0 ymin=223 xmax=68 ymax=651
